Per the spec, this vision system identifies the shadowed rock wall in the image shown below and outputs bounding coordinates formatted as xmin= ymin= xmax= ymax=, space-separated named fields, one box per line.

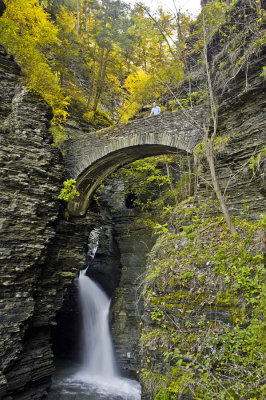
xmin=0 ymin=43 xmax=64 ymax=398
xmin=0 ymin=44 xmax=93 ymax=399
xmin=197 ymin=20 xmax=266 ymax=218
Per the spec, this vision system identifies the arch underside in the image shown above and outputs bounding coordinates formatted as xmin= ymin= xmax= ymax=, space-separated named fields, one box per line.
xmin=68 ymin=144 xmax=190 ymax=216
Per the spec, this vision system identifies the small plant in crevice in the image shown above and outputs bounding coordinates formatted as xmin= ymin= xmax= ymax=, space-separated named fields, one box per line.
xmin=58 ymin=179 xmax=80 ymax=202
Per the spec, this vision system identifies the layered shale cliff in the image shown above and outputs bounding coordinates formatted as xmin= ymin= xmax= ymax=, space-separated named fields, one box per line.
xmin=0 ymin=43 xmax=97 ymax=399
xmin=0 ymin=43 xmax=65 ymax=398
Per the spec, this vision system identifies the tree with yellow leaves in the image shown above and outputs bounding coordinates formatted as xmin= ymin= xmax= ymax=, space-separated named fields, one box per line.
xmin=0 ymin=0 xmax=69 ymax=124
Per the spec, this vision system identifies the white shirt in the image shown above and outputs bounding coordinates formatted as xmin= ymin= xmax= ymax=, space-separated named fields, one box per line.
xmin=150 ymin=105 xmax=161 ymax=116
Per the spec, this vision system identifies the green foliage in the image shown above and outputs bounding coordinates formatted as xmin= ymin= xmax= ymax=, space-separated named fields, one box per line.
xmin=213 ymin=136 xmax=230 ymax=152
xmin=58 ymin=179 xmax=80 ymax=202
xmin=109 ymin=154 xmax=194 ymax=240
xmin=50 ymin=124 xmax=68 ymax=147
xmin=195 ymin=136 xmax=230 ymax=160
xmin=168 ymin=91 xmax=207 ymax=111
xmin=1 ymin=0 xmax=264 ymax=138
xmin=118 ymin=62 xmax=184 ymax=122
xmin=194 ymin=141 xmax=206 ymax=158
xmin=205 ymin=0 xmax=266 ymax=94
xmin=153 ymin=223 xmax=169 ymax=235
xmin=154 ymin=388 xmax=170 ymax=400
xmin=260 ymin=66 xmax=266 ymax=79
xmin=83 ymin=108 xmax=113 ymax=127
xmin=119 ymin=70 xmax=159 ymax=122
xmin=112 ymin=156 xmax=173 ymax=209
xmin=248 ymin=145 xmax=266 ymax=176
xmin=117 ymin=4 xmax=189 ymax=121
xmin=190 ymin=0 xmax=228 ymax=55
xmin=140 ymin=200 xmax=265 ymax=399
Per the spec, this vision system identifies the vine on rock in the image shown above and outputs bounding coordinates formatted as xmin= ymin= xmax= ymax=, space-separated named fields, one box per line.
xmin=139 ymin=199 xmax=265 ymax=400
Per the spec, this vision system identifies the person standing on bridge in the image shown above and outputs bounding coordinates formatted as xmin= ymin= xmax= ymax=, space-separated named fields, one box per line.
xmin=150 ymin=102 xmax=161 ymax=116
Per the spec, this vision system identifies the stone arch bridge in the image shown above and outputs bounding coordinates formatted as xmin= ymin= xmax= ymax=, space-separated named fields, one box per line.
xmin=63 ymin=107 xmax=206 ymax=216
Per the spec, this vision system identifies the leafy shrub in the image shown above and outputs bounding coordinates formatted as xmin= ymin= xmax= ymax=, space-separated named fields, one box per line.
xmin=58 ymin=179 xmax=80 ymax=202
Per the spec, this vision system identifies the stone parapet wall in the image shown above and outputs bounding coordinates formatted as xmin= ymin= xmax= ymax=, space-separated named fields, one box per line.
xmin=63 ymin=108 xmax=204 ymax=178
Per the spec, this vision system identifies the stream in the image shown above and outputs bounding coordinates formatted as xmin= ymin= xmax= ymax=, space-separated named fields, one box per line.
xmin=48 ymin=361 xmax=140 ymax=400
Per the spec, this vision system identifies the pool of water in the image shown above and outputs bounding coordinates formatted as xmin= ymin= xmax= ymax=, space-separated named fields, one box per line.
xmin=48 ymin=361 xmax=141 ymax=400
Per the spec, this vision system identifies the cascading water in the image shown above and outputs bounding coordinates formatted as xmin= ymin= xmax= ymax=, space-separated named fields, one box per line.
xmin=73 ymin=269 xmax=140 ymax=399
xmin=49 ymin=228 xmax=141 ymax=400
xmin=78 ymin=269 xmax=117 ymax=379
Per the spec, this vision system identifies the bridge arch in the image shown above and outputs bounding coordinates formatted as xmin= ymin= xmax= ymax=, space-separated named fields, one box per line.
xmin=64 ymin=108 xmax=205 ymax=216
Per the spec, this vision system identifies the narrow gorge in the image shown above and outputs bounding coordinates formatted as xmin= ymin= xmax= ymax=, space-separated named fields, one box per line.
xmin=0 ymin=0 xmax=265 ymax=399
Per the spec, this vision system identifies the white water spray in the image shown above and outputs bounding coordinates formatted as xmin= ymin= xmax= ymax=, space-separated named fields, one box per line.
xmin=72 ymin=269 xmax=140 ymax=399
xmin=78 ymin=269 xmax=117 ymax=379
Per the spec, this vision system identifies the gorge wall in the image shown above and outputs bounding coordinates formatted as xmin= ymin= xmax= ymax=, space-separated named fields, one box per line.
xmin=0 ymin=43 xmax=95 ymax=399
xmin=197 ymin=33 xmax=266 ymax=218
xmin=0 ymin=43 xmax=64 ymax=398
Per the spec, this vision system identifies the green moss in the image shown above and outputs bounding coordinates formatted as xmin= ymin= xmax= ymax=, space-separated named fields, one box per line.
xmin=140 ymin=200 xmax=265 ymax=400
xmin=50 ymin=124 xmax=67 ymax=147
xmin=58 ymin=179 xmax=80 ymax=202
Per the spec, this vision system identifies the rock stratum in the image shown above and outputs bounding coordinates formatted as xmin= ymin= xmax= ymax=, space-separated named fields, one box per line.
xmin=0 ymin=43 xmax=65 ymax=398
xmin=0 ymin=44 xmax=95 ymax=399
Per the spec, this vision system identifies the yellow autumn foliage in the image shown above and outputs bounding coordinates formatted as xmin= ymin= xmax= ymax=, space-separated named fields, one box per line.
xmin=119 ymin=61 xmax=183 ymax=122
xmin=0 ymin=0 xmax=69 ymax=123
xmin=119 ymin=70 xmax=157 ymax=122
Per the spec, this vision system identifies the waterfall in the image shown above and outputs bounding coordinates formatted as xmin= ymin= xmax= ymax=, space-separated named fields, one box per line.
xmin=52 ymin=227 xmax=141 ymax=398
xmin=72 ymin=268 xmax=141 ymax=399
xmin=78 ymin=269 xmax=117 ymax=379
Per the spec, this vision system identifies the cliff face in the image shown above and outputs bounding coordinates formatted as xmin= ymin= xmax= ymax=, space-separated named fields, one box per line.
xmin=196 ymin=0 xmax=266 ymax=217
xmin=199 ymin=44 xmax=266 ymax=218
xmin=0 ymin=44 xmax=75 ymax=399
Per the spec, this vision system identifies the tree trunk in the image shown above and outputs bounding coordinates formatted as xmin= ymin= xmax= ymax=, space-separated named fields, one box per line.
xmin=92 ymin=47 xmax=111 ymax=112
xmin=202 ymin=12 xmax=237 ymax=235
xmin=204 ymin=135 xmax=237 ymax=235
xmin=76 ymin=0 xmax=80 ymax=34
